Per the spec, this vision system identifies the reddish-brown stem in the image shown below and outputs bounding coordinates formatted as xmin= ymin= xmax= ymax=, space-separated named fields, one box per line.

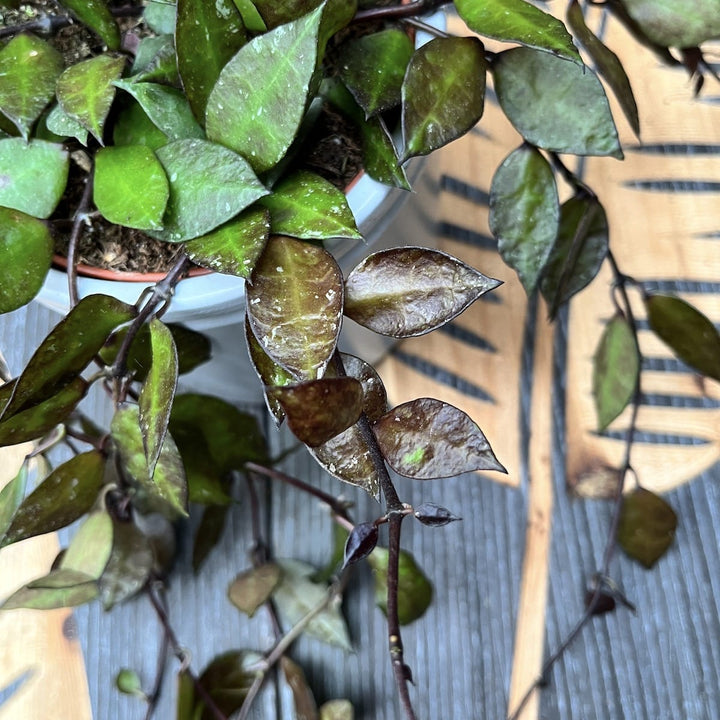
xmin=66 ymin=169 xmax=94 ymax=309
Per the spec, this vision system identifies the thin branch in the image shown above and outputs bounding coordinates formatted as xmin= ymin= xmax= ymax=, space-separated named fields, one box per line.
xmin=354 ymin=0 xmax=448 ymax=22
xmin=143 ymin=586 xmax=171 ymax=720
xmin=66 ymin=168 xmax=95 ymax=309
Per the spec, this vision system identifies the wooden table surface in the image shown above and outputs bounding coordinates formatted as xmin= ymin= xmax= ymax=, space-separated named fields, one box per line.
xmin=2 ymin=9 xmax=720 ymax=720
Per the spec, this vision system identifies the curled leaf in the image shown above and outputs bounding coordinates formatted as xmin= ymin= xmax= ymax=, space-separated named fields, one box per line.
xmin=342 ymin=522 xmax=379 ymax=569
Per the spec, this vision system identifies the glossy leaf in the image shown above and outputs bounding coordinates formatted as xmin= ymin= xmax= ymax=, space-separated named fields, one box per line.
xmin=0 ymin=461 xmax=28 ymax=543
xmin=0 ymin=568 xmax=98 ymax=610
xmin=233 ymin=0 xmax=267 ymax=32
xmin=94 ymin=146 xmax=169 ymax=231
xmin=246 ymin=236 xmax=344 ymax=380
xmin=361 ymin=115 xmax=410 ymax=189
xmin=45 ymin=103 xmax=90 ymax=145
xmin=455 ymin=0 xmax=580 ymax=63
xmin=493 ymin=47 xmax=622 ymax=158
xmin=176 ymin=0 xmax=247 ymax=121
xmin=489 ymin=145 xmax=559 ymax=294
xmin=111 ymin=405 xmax=188 ymax=518
xmin=99 ymin=516 xmax=155 ymax=610
xmin=645 ymin=294 xmax=720 ymax=382
xmin=139 ymin=320 xmax=178 ymax=477
xmin=184 ymin=208 xmax=270 ymax=278
xmin=540 ymin=195 xmax=609 ymax=316
xmin=206 ymin=5 xmax=324 ymax=173
xmin=0 ymin=294 xmax=135 ymax=421
xmin=567 ymin=0 xmax=640 ymax=138
xmin=344 ymin=247 xmax=501 ymax=337
xmin=340 ymin=29 xmax=414 ymax=117
xmin=373 ymin=398 xmax=506 ymax=479
xmin=592 ymin=314 xmax=639 ymax=431
xmin=259 ymin=170 xmax=362 ymax=240
xmin=112 ymin=100 xmax=169 ymax=151
xmin=197 ymin=651 xmax=262 ymax=720
xmin=281 ymin=656 xmax=319 ymax=720
xmin=228 ymin=563 xmax=282 ymax=617
xmin=0 ymin=377 xmax=87 ymax=446
xmin=413 ymin=502 xmax=461 ymax=527
xmin=192 ymin=504 xmax=230 ymax=571
xmin=402 ymin=37 xmax=487 ymax=161
xmin=343 ymin=522 xmax=378 ymax=569
xmin=58 ymin=0 xmax=120 ymax=49
xmin=0 ymin=451 xmax=105 ymax=548
xmin=0 ymin=207 xmax=53 ymax=313
xmin=131 ymin=34 xmax=179 ymax=85
xmin=56 ymin=54 xmax=126 ymax=144
xmin=320 ymin=700 xmax=354 ymax=720
xmin=0 ymin=138 xmax=69 ymax=218
xmin=114 ymin=80 xmax=204 ymax=142
xmin=152 ymin=139 xmax=269 ymax=242
xmin=60 ymin=510 xmax=113 ymax=579
xmin=368 ymin=547 xmax=432 ymax=625
xmin=0 ymin=34 xmax=63 ymax=140
xmin=273 ymin=559 xmax=352 ymax=650
xmin=329 ymin=353 xmax=388 ymax=422
xmin=144 ymin=0 xmax=177 ymax=35
xmin=617 ymin=488 xmax=677 ymax=568
xmin=268 ymin=377 xmax=363 ymax=446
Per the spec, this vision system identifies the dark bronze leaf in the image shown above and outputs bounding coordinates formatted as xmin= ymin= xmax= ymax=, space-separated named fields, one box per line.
xmin=342 ymin=521 xmax=379 ymax=569
xmin=413 ymin=502 xmax=461 ymax=527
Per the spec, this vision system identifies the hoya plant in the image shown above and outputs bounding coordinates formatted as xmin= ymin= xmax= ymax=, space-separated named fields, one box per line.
xmin=1 ymin=0 xmax=719 ymax=718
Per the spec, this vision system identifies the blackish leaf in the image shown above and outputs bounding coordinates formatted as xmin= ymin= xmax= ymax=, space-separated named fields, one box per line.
xmin=228 ymin=563 xmax=282 ymax=618
xmin=328 ymin=353 xmax=388 ymax=422
xmin=645 ymin=294 xmax=720 ymax=382
xmin=585 ymin=589 xmax=616 ymax=616
xmin=281 ymin=656 xmax=319 ymax=720
xmin=344 ymin=247 xmax=501 ymax=338
xmin=617 ymin=488 xmax=677 ymax=568
xmin=413 ymin=502 xmax=461 ymax=527
xmin=342 ymin=522 xmax=378 ymax=569
xmin=373 ymin=398 xmax=505 ymax=479
xmin=197 ymin=650 xmax=263 ymax=720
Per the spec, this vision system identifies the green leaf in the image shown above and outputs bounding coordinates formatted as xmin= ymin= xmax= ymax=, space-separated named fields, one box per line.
xmin=272 ymin=559 xmax=352 ymax=650
xmin=143 ymin=0 xmax=177 ymax=35
xmin=368 ymin=547 xmax=432 ymax=625
xmin=228 ymin=563 xmax=282 ymax=617
xmin=60 ymin=510 xmax=113 ymax=579
xmin=176 ymin=0 xmax=247 ymax=121
xmin=645 ymin=294 xmax=720 ymax=381
xmin=0 ymin=138 xmax=69 ymax=218
xmin=340 ymin=29 xmax=414 ymax=117
xmin=455 ymin=0 xmax=581 ymax=63
xmin=151 ymin=139 xmax=269 ymax=242
xmin=344 ymin=247 xmax=501 ymax=337
xmin=116 ymin=669 xmax=145 ymax=698
xmin=493 ymin=47 xmax=622 ymax=158
xmin=567 ymin=0 xmax=640 ymax=138
xmin=192 ymin=504 xmax=230 ymax=571
xmin=373 ymin=398 xmax=506 ymax=478
xmin=0 ymin=568 xmax=98 ymax=610
xmin=111 ymin=405 xmax=188 ymax=518
xmin=0 ymin=207 xmax=53 ymax=313
xmin=540 ymin=195 xmax=609 ymax=317
xmin=56 ymin=54 xmax=126 ymax=144
xmin=205 ymin=4 xmax=324 ymax=173
xmin=0 ymin=34 xmax=63 ymax=140
xmin=489 ymin=144 xmax=559 ymax=294
xmin=196 ymin=651 xmax=262 ymax=720
xmin=0 ymin=461 xmax=28 ymax=543
xmin=58 ymin=0 xmax=121 ymax=49
xmin=259 ymin=170 xmax=361 ymax=240
xmin=45 ymin=104 xmax=90 ymax=145
xmin=174 ymin=430 xmax=232 ymax=506
xmin=401 ymin=37 xmax=487 ymax=161
xmin=361 ymin=115 xmax=410 ymax=189
xmin=617 ymin=488 xmax=677 ymax=568
xmin=112 ymin=100 xmax=170 ymax=151
xmin=0 ymin=294 xmax=136 ymax=421
xmin=233 ymin=0 xmax=267 ymax=32
xmin=131 ymin=35 xmax=179 ymax=86
xmin=184 ymin=208 xmax=270 ymax=278
xmin=114 ymin=80 xmax=204 ymax=142
xmin=0 ymin=451 xmax=105 ymax=547
xmin=0 ymin=376 xmax=88 ymax=446
xmin=246 ymin=235 xmax=343 ymax=380
xmin=267 ymin=377 xmax=364 ymax=447
xmin=592 ymin=315 xmax=639 ymax=431
xmin=139 ymin=319 xmax=178 ymax=476
xmin=94 ymin=145 xmax=170 ymax=230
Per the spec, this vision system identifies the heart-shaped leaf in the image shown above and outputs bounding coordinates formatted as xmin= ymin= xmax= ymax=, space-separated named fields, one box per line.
xmin=0 ymin=138 xmax=69 ymax=218
xmin=228 ymin=563 xmax=282 ymax=617
xmin=489 ymin=144 xmax=559 ymax=294
xmin=246 ymin=235 xmax=344 ymax=380
xmin=493 ymin=47 xmax=622 ymax=158
xmin=402 ymin=37 xmax=487 ymax=161
xmin=617 ymin=488 xmax=677 ymax=568
xmin=259 ymin=170 xmax=362 ymax=240
xmin=344 ymin=247 xmax=501 ymax=337
xmin=185 ymin=207 xmax=270 ymax=278
xmin=0 ymin=451 xmax=105 ymax=548
xmin=57 ymin=54 xmax=126 ymax=144
xmin=176 ymin=0 xmax=247 ymax=120
xmin=0 ymin=34 xmax=63 ymax=140
xmin=267 ymin=377 xmax=364 ymax=446
xmin=151 ymin=139 xmax=269 ymax=242
xmin=455 ymin=0 xmax=581 ymax=63
xmin=592 ymin=314 xmax=639 ymax=431
xmin=0 ymin=207 xmax=54 ymax=313
xmin=94 ymin=145 xmax=169 ymax=230
xmin=0 ymin=568 xmax=98 ymax=610
xmin=58 ymin=0 xmax=120 ymax=50
xmin=206 ymin=4 xmax=324 ymax=173
xmin=373 ymin=398 xmax=506 ymax=479
xmin=645 ymin=294 xmax=720 ymax=381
